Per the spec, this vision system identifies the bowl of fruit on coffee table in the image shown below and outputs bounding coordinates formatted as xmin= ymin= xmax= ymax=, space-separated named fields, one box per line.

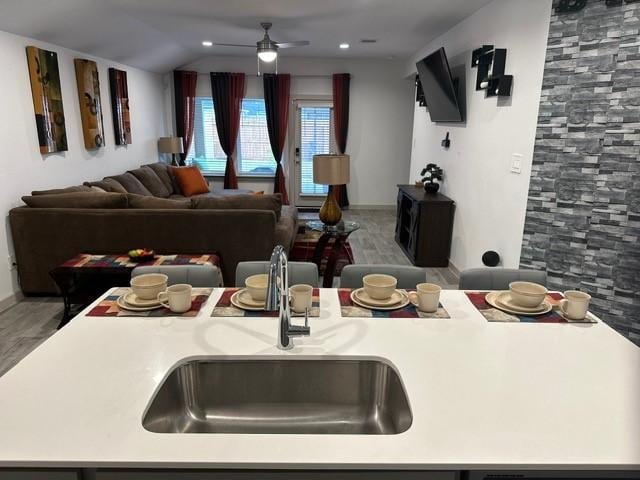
xmin=128 ymin=248 xmax=156 ymax=263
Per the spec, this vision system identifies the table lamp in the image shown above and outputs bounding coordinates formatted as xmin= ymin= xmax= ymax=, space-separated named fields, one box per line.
xmin=157 ymin=137 xmax=184 ymax=165
xmin=312 ymin=154 xmax=350 ymax=226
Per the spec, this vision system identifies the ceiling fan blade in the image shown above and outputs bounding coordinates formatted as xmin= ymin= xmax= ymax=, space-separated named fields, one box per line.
xmin=211 ymin=43 xmax=256 ymax=48
xmin=275 ymin=40 xmax=310 ymax=48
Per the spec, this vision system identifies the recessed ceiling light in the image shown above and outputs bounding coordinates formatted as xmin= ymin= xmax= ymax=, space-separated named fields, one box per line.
xmin=202 ymin=41 xmax=213 ymax=47
xmin=339 ymin=43 xmax=350 ymax=49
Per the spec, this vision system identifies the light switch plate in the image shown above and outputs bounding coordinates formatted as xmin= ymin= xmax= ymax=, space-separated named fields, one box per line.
xmin=510 ymin=153 xmax=523 ymax=174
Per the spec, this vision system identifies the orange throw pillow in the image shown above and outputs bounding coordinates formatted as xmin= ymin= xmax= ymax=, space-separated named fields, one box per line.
xmin=170 ymin=166 xmax=210 ymax=197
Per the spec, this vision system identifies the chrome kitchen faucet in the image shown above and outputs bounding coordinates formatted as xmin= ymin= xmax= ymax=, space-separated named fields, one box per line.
xmin=265 ymin=245 xmax=310 ymax=349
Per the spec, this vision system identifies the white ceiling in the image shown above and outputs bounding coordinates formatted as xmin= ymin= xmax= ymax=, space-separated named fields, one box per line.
xmin=0 ymin=0 xmax=493 ymax=73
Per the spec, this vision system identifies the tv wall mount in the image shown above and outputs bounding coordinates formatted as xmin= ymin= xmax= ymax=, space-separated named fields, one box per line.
xmin=471 ymin=45 xmax=513 ymax=98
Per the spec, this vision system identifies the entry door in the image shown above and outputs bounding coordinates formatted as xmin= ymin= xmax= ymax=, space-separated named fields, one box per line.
xmin=290 ymin=99 xmax=336 ymax=207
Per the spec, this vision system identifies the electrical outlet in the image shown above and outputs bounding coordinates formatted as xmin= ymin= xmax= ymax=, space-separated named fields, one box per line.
xmin=7 ymin=255 xmax=16 ymax=271
xmin=510 ymin=153 xmax=523 ymax=174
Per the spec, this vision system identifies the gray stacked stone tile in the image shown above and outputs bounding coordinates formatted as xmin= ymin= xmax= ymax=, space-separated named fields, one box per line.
xmin=521 ymin=0 xmax=640 ymax=344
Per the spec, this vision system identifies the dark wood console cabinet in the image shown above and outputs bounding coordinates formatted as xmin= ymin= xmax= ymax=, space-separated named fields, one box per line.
xmin=395 ymin=185 xmax=454 ymax=267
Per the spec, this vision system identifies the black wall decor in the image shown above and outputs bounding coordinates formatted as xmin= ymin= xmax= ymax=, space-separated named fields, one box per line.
xmin=471 ymin=45 xmax=493 ymax=67
xmin=475 ymin=50 xmax=494 ymax=91
xmin=471 ymin=46 xmax=513 ymax=97
xmin=557 ymin=0 xmax=640 ymax=13
xmin=556 ymin=0 xmax=587 ymax=12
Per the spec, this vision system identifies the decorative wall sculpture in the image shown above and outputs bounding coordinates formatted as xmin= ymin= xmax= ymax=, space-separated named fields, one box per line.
xmin=521 ymin=0 xmax=640 ymax=345
xmin=108 ymin=68 xmax=131 ymax=145
xmin=74 ymin=59 xmax=105 ymax=149
xmin=26 ymin=46 xmax=67 ymax=154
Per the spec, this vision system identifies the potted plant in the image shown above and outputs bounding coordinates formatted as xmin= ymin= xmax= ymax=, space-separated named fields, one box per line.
xmin=420 ymin=163 xmax=443 ymax=193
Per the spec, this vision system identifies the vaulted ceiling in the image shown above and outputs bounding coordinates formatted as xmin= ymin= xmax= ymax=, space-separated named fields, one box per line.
xmin=0 ymin=0 xmax=493 ymax=73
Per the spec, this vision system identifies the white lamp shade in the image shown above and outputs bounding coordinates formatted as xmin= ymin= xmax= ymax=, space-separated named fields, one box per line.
xmin=157 ymin=137 xmax=184 ymax=154
xmin=313 ymin=154 xmax=350 ymax=185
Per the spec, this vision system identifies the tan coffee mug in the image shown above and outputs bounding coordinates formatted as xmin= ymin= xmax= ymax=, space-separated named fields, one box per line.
xmin=289 ymin=284 xmax=313 ymax=313
xmin=157 ymin=284 xmax=192 ymax=313
xmin=559 ymin=290 xmax=591 ymax=320
xmin=416 ymin=283 xmax=441 ymax=313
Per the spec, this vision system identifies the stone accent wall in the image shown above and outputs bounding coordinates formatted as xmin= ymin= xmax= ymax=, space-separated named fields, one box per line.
xmin=521 ymin=0 xmax=640 ymax=344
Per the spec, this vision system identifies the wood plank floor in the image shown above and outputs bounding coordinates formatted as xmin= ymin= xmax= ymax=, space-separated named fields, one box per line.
xmin=0 ymin=209 xmax=458 ymax=377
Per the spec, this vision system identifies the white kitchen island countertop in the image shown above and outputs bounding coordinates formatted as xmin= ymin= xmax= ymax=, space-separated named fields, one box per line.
xmin=0 ymin=288 xmax=638 ymax=471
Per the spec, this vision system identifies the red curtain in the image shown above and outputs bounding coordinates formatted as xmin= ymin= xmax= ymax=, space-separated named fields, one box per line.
xmin=263 ymin=73 xmax=291 ymax=205
xmin=173 ymin=70 xmax=198 ymax=166
xmin=210 ymin=72 xmax=245 ymax=189
xmin=332 ymin=73 xmax=351 ymax=207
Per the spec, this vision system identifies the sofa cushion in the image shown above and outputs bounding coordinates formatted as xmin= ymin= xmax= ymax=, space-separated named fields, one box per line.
xmin=170 ymin=166 xmax=210 ymax=197
xmin=126 ymin=193 xmax=191 ymax=209
xmin=128 ymin=166 xmax=172 ymax=198
xmin=143 ymin=162 xmax=176 ymax=194
xmin=31 ymin=185 xmax=93 ymax=196
xmin=106 ymin=172 xmax=153 ymax=196
xmin=192 ymin=193 xmax=282 ymax=221
xmin=22 ymin=192 xmax=128 ymax=209
xmin=275 ymin=205 xmax=299 ymax=251
xmin=84 ymin=178 xmax=128 ymax=194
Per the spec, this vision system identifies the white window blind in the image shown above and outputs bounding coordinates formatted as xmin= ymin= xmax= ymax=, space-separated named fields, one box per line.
xmin=299 ymin=105 xmax=335 ymax=195
xmin=187 ymin=97 xmax=275 ymax=176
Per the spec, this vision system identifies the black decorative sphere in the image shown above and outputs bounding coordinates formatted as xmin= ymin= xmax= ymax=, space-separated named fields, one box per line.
xmin=482 ymin=250 xmax=500 ymax=267
xmin=424 ymin=182 xmax=440 ymax=194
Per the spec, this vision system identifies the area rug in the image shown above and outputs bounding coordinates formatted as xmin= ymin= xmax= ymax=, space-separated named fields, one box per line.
xmin=289 ymin=224 xmax=354 ymax=276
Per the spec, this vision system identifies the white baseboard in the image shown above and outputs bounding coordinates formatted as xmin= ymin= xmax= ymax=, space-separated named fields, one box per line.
xmin=0 ymin=291 xmax=24 ymax=314
xmin=346 ymin=205 xmax=395 ymax=211
xmin=447 ymin=261 xmax=460 ymax=281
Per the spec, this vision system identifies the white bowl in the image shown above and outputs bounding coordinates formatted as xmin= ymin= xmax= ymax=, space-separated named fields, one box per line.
xmin=363 ymin=274 xmax=398 ymax=300
xmin=245 ymin=274 xmax=269 ymax=301
xmin=509 ymin=281 xmax=548 ymax=308
xmin=130 ymin=273 xmax=168 ymax=300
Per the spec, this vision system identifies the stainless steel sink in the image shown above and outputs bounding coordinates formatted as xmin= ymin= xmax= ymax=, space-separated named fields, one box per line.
xmin=142 ymin=358 xmax=412 ymax=435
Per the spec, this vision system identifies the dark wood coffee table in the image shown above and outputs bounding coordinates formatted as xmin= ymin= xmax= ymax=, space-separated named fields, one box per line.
xmin=50 ymin=253 xmax=221 ymax=328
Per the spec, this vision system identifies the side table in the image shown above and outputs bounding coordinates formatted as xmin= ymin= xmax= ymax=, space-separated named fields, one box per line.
xmin=307 ymin=220 xmax=359 ymax=288
xmin=50 ymin=253 xmax=221 ymax=328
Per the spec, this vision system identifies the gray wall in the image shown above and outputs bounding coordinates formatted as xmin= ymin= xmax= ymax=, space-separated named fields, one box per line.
xmin=521 ymin=0 xmax=640 ymax=344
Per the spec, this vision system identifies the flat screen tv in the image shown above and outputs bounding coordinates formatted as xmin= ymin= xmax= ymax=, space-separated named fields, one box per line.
xmin=416 ymin=47 xmax=464 ymax=122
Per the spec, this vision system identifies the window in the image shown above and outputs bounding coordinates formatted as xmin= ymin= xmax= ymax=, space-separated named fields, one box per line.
xmin=298 ymin=104 xmax=334 ymax=195
xmin=187 ymin=98 xmax=276 ymax=176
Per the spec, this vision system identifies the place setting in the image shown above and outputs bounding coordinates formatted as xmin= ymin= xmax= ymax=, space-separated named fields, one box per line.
xmin=87 ymin=273 xmax=211 ymax=317
xmin=466 ymin=282 xmax=596 ymax=323
xmin=212 ymin=274 xmax=321 ymax=318
xmin=340 ymin=274 xmax=450 ymax=318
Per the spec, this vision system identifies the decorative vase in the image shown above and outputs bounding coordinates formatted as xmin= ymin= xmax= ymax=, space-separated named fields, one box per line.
xmin=424 ymin=182 xmax=440 ymax=194
xmin=319 ymin=188 xmax=342 ymax=226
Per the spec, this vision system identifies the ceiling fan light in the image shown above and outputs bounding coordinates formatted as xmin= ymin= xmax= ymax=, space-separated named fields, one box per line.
xmin=258 ymin=49 xmax=277 ymax=62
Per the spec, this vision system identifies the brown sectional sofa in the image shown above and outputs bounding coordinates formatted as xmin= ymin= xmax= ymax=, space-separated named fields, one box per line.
xmin=10 ymin=163 xmax=298 ymax=294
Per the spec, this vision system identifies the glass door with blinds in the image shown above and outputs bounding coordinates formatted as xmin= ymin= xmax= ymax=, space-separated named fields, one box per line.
xmin=290 ymin=99 xmax=336 ymax=207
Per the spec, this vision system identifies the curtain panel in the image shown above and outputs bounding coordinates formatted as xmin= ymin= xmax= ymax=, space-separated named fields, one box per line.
xmin=210 ymin=72 xmax=246 ymax=189
xmin=332 ymin=73 xmax=351 ymax=207
xmin=263 ymin=73 xmax=291 ymax=205
xmin=173 ymin=70 xmax=198 ymax=166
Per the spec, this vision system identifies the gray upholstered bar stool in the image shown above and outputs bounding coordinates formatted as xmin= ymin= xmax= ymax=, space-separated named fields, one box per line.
xmin=235 ymin=261 xmax=319 ymax=288
xmin=339 ymin=264 xmax=428 ymax=289
xmin=458 ymin=268 xmax=547 ymax=290
xmin=131 ymin=265 xmax=222 ymax=287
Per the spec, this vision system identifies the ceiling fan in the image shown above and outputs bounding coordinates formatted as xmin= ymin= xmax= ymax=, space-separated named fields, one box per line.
xmin=210 ymin=22 xmax=310 ymax=73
